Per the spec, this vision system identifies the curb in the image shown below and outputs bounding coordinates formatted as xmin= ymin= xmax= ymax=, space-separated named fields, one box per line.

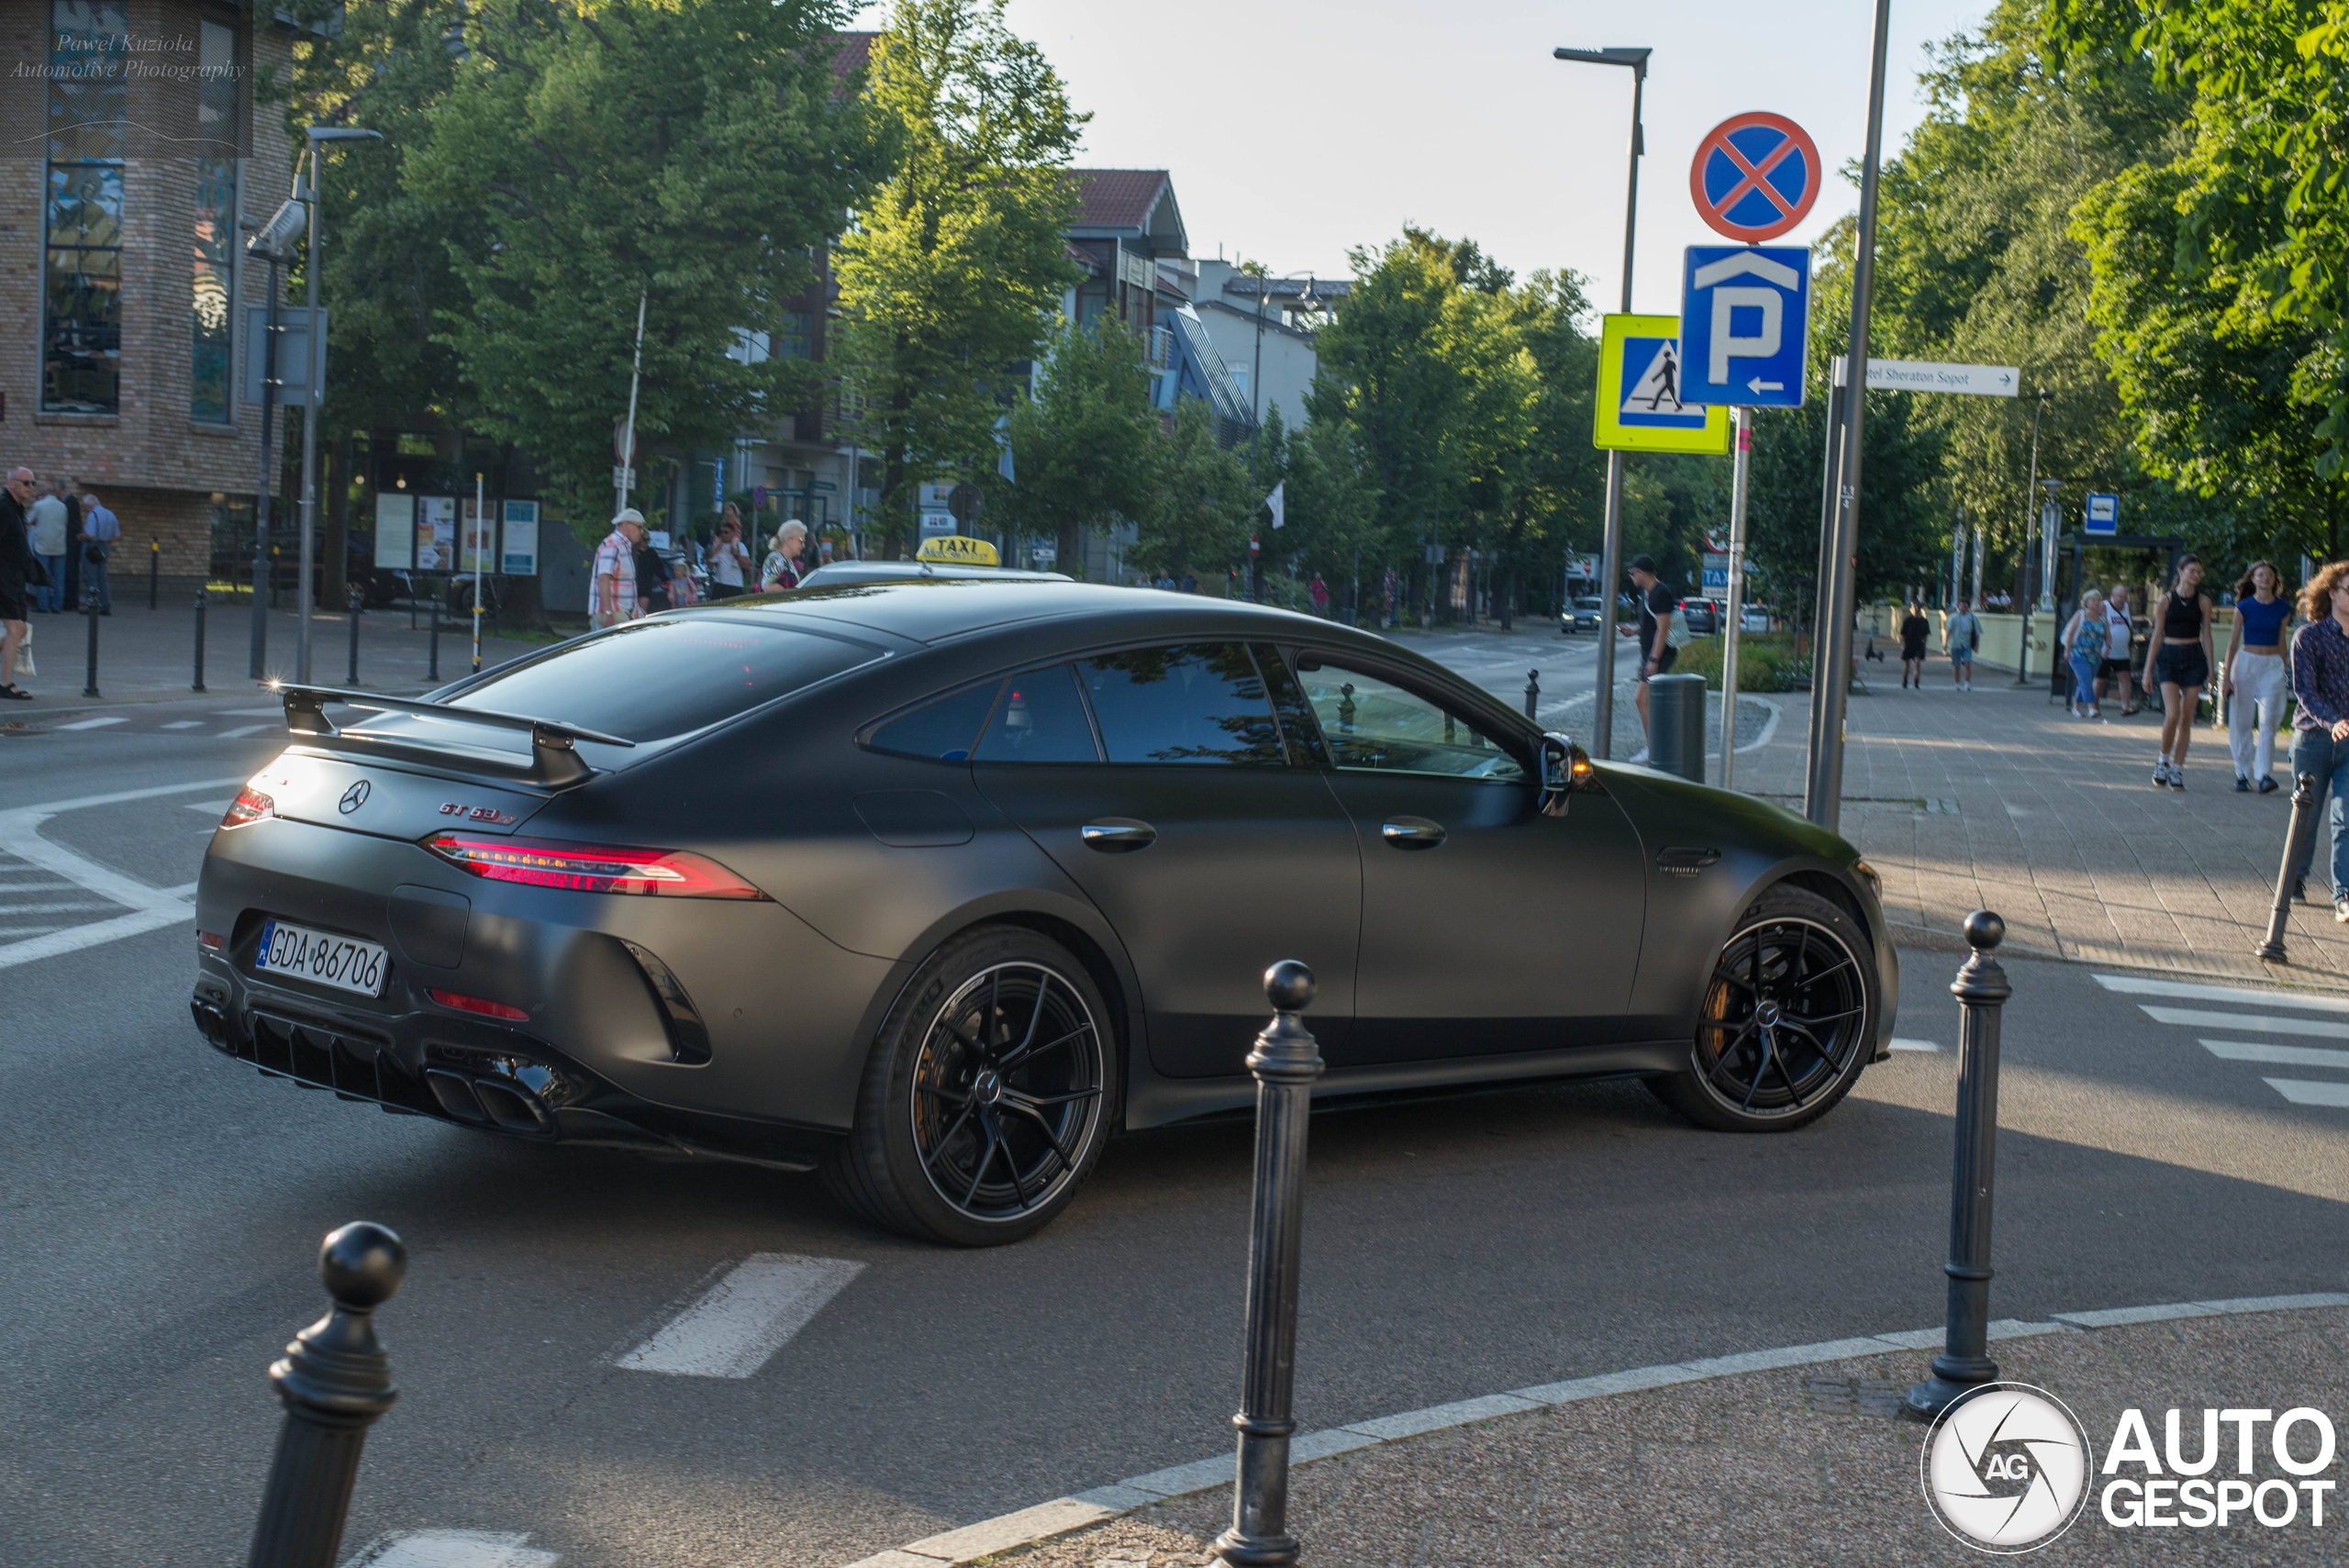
xmin=839 ymin=1290 xmax=2349 ymax=1568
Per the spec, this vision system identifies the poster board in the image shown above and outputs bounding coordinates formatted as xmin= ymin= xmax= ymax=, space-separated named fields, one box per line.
xmin=460 ymin=497 xmax=495 ymax=574
xmin=500 ymin=500 xmax=540 ymax=575
xmin=416 ymin=495 xmax=457 ymax=572
xmin=373 ymin=493 xmax=415 ymax=570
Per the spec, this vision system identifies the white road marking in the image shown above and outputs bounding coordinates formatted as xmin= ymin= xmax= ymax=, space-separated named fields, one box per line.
xmin=2265 ymin=1079 xmax=2349 ymax=1107
xmin=343 ymin=1530 xmax=560 ymax=1567
xmin=2141 ymin=1006 xmax=2349 ymax=1040
xmin=54 ymin=716 xmax=127 ymax=730
xmin=617 ymin=1253 xmax=864 ymax=1378
xmin=2200 ymin=1039 xmax=2349 ymax=1070
xmin=0 ymin=776 xmax=245 ymax=969
xmin=0 ymin=900 xmax=122 ymax=914
xmin=1888 ymin=1038 xmax=1942 ymax=1051
xmin=217 ymin=723 xmax=275 ymax=739
xmin=2098 ymin=973 xmax=2349 ymax=1013
xmin=160 ymin=719 xmax=203 ymax=729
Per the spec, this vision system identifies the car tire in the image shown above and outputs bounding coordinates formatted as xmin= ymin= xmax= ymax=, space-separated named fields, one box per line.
xmin=1645 ymin=885 xmax=1878 ymax=1133
xmin=823 ymin=925 xmax=1117 ymax=1246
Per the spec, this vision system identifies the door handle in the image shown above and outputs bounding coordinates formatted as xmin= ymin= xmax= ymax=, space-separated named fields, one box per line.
xmin=1080 ymin=819 xmax=1157 ymax=852
xmin=1380 ymin=817 xmax=1446 ymax=849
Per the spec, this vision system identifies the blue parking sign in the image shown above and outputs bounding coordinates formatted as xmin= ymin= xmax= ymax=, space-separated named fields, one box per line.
xmin=1678 ymin=245 xmax=1810 ymax=407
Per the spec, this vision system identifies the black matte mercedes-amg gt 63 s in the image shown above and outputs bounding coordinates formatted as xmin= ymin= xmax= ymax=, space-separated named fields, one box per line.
xmin=192 ymin=579 xmax=1897 ymax=1244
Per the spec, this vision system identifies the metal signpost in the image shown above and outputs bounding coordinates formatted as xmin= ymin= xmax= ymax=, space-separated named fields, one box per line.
xmin=1679 ymin=116 xmax=1818 ymax=791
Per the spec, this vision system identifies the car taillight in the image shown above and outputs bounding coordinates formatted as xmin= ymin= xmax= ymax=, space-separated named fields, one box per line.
xmin=428 ymin=988 xmax=530 ymax=1021
xmin=422 ymin=833 xmax=770 ymax=900
xmin=221 ymin=787 xmax=275 ymax=828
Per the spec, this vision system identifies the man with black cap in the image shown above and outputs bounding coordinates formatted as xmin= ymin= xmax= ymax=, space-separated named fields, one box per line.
xmin=1626 ymin=553 xmax=1677 ymax=756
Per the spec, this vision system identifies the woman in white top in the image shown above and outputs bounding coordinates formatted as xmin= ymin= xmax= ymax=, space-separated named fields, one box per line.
xmin=760 ymin=519 xmax=808 ymax=591
xmin=707 ymin=506 xmax=751 ymax=599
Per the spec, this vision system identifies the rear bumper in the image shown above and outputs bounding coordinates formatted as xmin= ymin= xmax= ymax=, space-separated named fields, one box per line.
xmin=190 ymin=816 xmax=880 ymax=1166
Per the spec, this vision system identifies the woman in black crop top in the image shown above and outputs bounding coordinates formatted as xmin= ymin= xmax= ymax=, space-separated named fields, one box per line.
xmin=2143 ymin=555 xmax=2214 ymax=788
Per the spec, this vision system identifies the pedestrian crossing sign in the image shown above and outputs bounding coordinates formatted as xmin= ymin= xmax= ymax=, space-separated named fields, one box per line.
xmin=1594 ymin=314 xmax=1732 ymax=454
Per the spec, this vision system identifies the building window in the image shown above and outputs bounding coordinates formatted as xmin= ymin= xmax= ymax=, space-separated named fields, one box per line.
xmin=777 ymin=312 xmax=813 ymax=360
xmin=191 ymin=18 xmax=239 ymax=422
xmin=43 ymin=1 xmax=128 ymax=414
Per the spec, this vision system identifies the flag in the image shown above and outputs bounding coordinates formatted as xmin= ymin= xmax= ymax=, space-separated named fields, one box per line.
xmin=1266 ymin=480 xmax=1286 ymax=530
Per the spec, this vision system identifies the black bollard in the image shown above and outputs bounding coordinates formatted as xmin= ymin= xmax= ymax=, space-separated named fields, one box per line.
xmin=427 ymin=595 xmax=440 ymax=683
xmin=193 ymin=588 xmax=208 ymax=693
xmin=345 ymin=586 xmax=362 ymax=687
xmin=1905 ymin=912 xmax=2011 ymax=1421
xmin=149 ymin=539 xmax=160 ymax=610
xmin=1524 ymin=667 xmax=1540 ymax=720
xmin=1646 ymin=673 xmax=1708 ymax=782
xmin=246 ymin=1222 xmax=405 ymax=1568
xmin=2256 ymin=773 xmax=2321 ymax=962
xmin=1211 ymin=962 xmax=1324 ymax=1568
xmin=82 ymin=595 xmax=100 ymax=698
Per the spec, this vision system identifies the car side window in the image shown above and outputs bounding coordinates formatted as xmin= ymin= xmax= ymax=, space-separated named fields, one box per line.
xmin=1079 ymin=643 xmax=1288 ymax=766
xmin=1297 ymin=661 xmax=1527 ymax=782
xmin=865 ymin=681 xmax=1001 ymax=762
xmin=974 ymin=664 xmax=1099 ymax=762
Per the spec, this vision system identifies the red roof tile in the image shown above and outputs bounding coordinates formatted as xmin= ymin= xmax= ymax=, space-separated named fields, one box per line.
xmin=830 ymin=31 xmax=876 ymax=81
xmin=1070 ymin=170 xmax=1171 ymax=232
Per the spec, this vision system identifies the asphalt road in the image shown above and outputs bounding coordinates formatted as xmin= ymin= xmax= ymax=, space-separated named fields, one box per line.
xmin=6 ymin=663 xmax=2346 ymax=1568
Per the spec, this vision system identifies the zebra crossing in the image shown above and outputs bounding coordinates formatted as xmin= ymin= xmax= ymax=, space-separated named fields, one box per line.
xmin=2096 ymin=973 xmax=2349 ymax=1107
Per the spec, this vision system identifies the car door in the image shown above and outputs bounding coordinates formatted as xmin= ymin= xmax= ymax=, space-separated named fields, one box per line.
xmin=970 ymin=642 xmax=1360 ymax=1079
xmin=1282 ymin=649 xmax=1649 ymax=1066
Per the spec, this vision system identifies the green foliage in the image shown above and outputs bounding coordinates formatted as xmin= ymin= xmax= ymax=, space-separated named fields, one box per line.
xmin=1002 ymin=317 xmax=1161 ymax=569
xmin=1672 ymin=631 xmax=1808 ymax=693
xmin=832 ymin=0 xmax=1084 ymax=551
xmin=404 ymin=0 xmax=885 ymax=532
xmin=1134 ymin=398 xmax=1254 ymax=579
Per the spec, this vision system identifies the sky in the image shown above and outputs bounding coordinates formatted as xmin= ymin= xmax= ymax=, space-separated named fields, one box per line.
xmin=848 ymin=0 xmax=1998 ymax=317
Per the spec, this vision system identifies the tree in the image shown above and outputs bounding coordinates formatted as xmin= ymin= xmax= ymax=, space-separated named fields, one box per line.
xmin=832 ymin=0 xmax=1083 ymax=552
xmin=1136 ymin=398 xmax=1254 ymax=581
xmin=1001 ymin=316 xmax=1160 ymax=571
xmin=407 ymin=0 xmax=884 ymax=531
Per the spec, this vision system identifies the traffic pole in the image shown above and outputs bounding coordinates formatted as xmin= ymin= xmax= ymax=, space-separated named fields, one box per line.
xmin=1720 ymin=406 xmax=1753 ymax=788
xmin=149 ymin=539 xmax=160 ymax=609
xmin=193 ymin=587 xmax=209 ymax=693
xmin=2257 ymin=773 xmax=2322 ymax=962
xmin=427 ymin=593 xmax=440 ymax=684
xmin=1523 ymin=668 xmax=1540 ymax=720
xmin=1905 ymin=912 xmax=2011 ymax=1421
xmin=345 ymin=584 xmax=362 ymax=686
xmin=82 ymin=594 xmax=101 ymax=698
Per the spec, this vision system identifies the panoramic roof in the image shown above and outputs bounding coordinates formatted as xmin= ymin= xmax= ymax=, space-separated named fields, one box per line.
xmin=699 ymin=579 xmax=1330 ymax=647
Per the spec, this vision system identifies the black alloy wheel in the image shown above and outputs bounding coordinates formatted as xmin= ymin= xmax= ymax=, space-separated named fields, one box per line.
xmin=826 ymin=926 xmax=1115 ymax=1245
xmin=1648 ymin=886 xmax=1876 ymax=1132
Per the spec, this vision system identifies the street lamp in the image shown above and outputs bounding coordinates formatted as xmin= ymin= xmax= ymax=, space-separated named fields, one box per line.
xmin=294 ymin=126 xmax=384 ymax=684
xmin=2012 ymin=388 xmax=2053 ymax=686
xmin=1553 ymin=45 xmax=1651 ymax=759
xmin=242 ymin=195 xmax=306 ymax=680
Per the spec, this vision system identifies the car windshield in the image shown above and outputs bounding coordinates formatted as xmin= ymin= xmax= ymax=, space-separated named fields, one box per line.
xmin=437 ymin=617 xmax=883 ymax=742
xmin=1575 ymin=598 xmax=1603 ymax=610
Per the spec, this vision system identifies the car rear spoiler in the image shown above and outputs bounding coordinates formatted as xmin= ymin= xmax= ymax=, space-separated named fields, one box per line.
xmin=270 ymin=684 xmax=636 ymax=789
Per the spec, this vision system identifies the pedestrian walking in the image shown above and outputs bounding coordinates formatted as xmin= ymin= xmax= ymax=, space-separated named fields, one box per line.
xmin=2225 ymin=560 xmax=2293 ymax=793
xmin=2061 ymin=588 xmax=2112 ymax=719
xmin=632 ymin=528 xmax=674 ymax=614
xmin=1943 ymin=596 xmax=1980 ymax=690
xmin=0 ymin=467 xmax=35 ymax=698
xmin=2102 ymin=585 xmax=2139 ymax=714
xmin=2287 ymin=561 xmax=2349 ymax=918
xmin=25 ymin=481 xmax=66 ymax=615
xmin=707 ymin=510 xmax=751 ymax=600
xmin=56 ymin=482 xmax=83 ymax=612
xmin=2144 ymin=555 xmax=2216 ymax=789
xmin=1310 ymin=573 xmax=1330 ymax=618
xmin=1899 ymin=601 xmax=1932 ymax=688
xmin=79 ymin=490 xmax=117 ymax=614
xmin=1625 ymin=554 xmax=1678 ymax=759
xmin=760 ymin=519 xmax=808 ymax=591
xmin=591 ymin=508 xmax=645 ymax=630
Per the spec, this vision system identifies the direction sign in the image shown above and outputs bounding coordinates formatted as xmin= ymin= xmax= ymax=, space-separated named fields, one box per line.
xmin=1833 ymin=357 xmax=2021 ymax=396
xmin=1688 ymin=112 xmax=1821 ymax=242
xmin=1593 ymin=315 xmax=1731 ymax=454
xmin=1704 ymin=551 xmax=1731 ymax=592
xmin=2085 ymin=493 xmax=2119 ymax=536
xmin=1678 ymin=246 xmax=1810 ymax=407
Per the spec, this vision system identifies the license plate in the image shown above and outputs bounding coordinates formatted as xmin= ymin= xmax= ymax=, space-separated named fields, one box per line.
xmin=253 ymin=918 xmax=390 ymax=998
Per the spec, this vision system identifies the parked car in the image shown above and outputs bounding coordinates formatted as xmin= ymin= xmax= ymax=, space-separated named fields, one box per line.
xmin=1560 ymin=596 xmax=1606 ymax=635
xmin=194 ymin=582 xmax=1896 ymax=1246
xmin=1680 ymin=598 xmax=1720 ymax=636
xmin=1741 ymin=604 xmax=1776 ymax=634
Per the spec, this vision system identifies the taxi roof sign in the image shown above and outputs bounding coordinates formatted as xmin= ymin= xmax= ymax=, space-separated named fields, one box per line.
xmin=916 ymin=535 xmax=998 ymax=566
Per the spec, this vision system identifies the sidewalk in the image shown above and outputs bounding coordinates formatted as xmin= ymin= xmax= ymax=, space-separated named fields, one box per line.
xmin=1718 ymin=668 xmax=2348 ymax=988
xmin=972 ymin=1302 xmax=2349 ymax=1566
xmin=3 ymin=596 xmax=554 ymax=709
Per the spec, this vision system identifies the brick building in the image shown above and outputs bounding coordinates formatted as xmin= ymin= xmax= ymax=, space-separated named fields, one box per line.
xmin=2 ymin=1 xmax=295 ymax=595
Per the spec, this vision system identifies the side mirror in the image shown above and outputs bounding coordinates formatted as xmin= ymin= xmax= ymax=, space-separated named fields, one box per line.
xmin=1539 ymin=731 xmax=1592 ymax=816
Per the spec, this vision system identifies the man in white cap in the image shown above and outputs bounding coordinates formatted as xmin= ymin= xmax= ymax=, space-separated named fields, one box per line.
xmin=593 ymin=508 xmax=646 ymax=629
